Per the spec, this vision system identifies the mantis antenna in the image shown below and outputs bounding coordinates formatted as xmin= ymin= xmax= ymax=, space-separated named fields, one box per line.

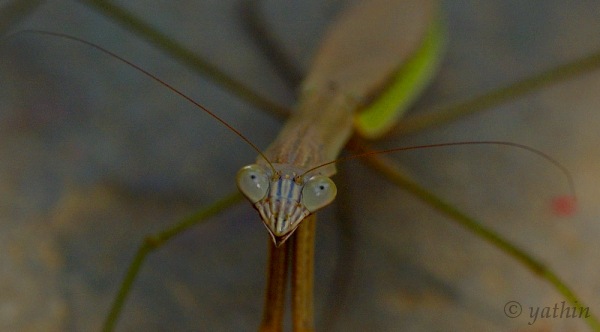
xmin=5 ymin=29 xmax=278 ymax=174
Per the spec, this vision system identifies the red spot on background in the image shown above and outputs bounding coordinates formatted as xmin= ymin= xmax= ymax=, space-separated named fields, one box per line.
xmin=551 ymin=195 xmax=577 ymax=217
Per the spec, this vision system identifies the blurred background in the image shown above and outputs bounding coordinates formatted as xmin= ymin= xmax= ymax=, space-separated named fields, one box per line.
xmin=1 ymin=0 xmax=600 ymax=331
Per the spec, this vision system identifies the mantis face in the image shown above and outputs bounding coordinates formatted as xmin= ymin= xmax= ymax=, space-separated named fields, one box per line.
xmin=236 ymin=164 xmax=336 ymax=246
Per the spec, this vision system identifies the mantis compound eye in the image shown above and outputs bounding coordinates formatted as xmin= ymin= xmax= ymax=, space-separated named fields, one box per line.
xmin=301 ymin=175 xmax=337 ymax=212
xmin=236 ymin=165 xmax=270 ymax=203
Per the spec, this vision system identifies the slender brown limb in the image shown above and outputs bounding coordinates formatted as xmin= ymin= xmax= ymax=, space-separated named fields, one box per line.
xmin=388 ymin=50 xmax=600 ymax=137
xmin=347 ymin=137 xmax=600 ymax=331
xmin=291 ymin=215 xmax=316 ymax=332
xmin=320 ymin=168 xmax=357 ymax=331
xmin=102 ymin=192 xmax=244 ymax=332
xmin=239 ymin=0 xmax=304 ymax=91
xmin=260 ymin=239 xmax=289 ymax=332
xmin=79 ymin=0 xmax=290 ymax=121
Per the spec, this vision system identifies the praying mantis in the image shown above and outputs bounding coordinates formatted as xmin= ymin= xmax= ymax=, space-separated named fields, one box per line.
xmin=1 ymin=0 xmax=600 ymax=331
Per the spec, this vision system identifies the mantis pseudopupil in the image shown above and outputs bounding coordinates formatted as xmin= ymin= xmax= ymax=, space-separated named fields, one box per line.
xmin=1 ymin=0 xmax=600 ymax=331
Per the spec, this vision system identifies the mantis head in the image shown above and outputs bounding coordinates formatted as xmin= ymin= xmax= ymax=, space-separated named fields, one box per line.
xmin=236 ymin=164 xmax=336 ymax=246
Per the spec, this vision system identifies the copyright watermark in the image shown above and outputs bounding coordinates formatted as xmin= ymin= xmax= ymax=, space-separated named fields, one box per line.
xmin=504 ymin=301 xmax=522 ymax=318
xmin=504 ymin=301 xmax=590 ymax=325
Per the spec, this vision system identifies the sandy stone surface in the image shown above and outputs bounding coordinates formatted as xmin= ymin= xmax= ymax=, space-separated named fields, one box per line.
xmin=1 ymin=1 xmax=600 ymax=331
